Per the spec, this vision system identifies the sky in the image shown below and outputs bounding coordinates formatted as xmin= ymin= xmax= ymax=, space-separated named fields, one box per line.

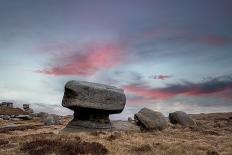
xmin=0 ymin=0 xmax=232 ymax=120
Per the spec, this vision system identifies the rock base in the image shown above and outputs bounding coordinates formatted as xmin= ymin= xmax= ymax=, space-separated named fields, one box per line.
xmin=61 ymin=121 xmax=141 ymax=133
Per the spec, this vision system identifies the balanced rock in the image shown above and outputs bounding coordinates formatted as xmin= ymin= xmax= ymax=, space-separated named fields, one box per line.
xmin=134 ymin=108 xmax=168 ymax=131
xmin=62 ymin=80 xmax=126 ymax=129
xmin=169 ymin=111 xmax=196 ymax=127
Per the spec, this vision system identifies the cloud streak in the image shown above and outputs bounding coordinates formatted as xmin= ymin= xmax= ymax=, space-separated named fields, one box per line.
xmin=124 ymin=76 xmax=232 ymax=101
xmin=36 ymin=43 xmax=125 ymax=76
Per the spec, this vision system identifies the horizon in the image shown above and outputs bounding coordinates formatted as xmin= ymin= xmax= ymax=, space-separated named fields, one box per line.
xmin=1 ymin=0 xmax=232 ymax=120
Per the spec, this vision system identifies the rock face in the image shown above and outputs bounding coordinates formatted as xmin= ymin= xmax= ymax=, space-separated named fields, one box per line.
xmin=62 ymin=80 xmax=126 ymax=129
xmin=134 ymin=108 xmax=168 ymax=131
xmin=169 ymin=111 xmax=196 ymax=126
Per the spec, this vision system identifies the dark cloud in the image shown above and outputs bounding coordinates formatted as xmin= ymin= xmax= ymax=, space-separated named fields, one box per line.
xmin=124 ymin=75 xmax=232 ymax=101
xmin=152 ymin=75 xmax=172 ymax=80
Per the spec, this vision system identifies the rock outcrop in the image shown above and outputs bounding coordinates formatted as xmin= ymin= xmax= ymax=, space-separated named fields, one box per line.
xmin=134 ymin=108 xmax=168 ymax=131
xmin=23 ymin=104 xmax=34 ymax=114
xmin=0 ymin=102 xmax=13 ymax=108
xmin=169 ymin=111 xmax=196 ymax=127
xmin=62 ymin=80 xmax=126 ymax=129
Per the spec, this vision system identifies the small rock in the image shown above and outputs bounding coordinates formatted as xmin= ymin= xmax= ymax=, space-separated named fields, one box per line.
xmin=169 ymin=111 xmax=196 ymax=127
xmin=128 ymin=117 xmax=133 ymax=122
xmin=44 ymin=115 xmax=56 ymax=125
xmin=15 ymin=115 xmax=32 ymax=120
xmin=43 ymin=115 xmax=63 ymax=125
xmin=10 ymin=118 xmax=21 ymax=121
xmin=3 ymin=115 xmax=10 ymax=120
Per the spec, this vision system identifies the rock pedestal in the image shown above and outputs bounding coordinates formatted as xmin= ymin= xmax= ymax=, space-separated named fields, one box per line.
xmin=62 ymin=80 xmax=126 ymax=129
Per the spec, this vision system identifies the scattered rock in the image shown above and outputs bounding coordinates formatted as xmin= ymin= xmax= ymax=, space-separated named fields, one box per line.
xmin=43 ymin=115 xmax=56 ymax=125
xmin=128 ymin=117 xmax=133 ymax=122
xmin=15 ymin=115 xmax=32 ymax=120
xmin=169 ymin=111 xmax=197 ymax=127
xmin=37 ymin=112 xmax=49 ymax=119
xmin=43 ymin=115 xmax=63 ymax=125
xmin=62 ymin=80 xmax=126 ymax=129
xmin=3 ymin=115 xmax=10 ymax=120
xmin=23 ymin=104 xmax=34 ymax=114
xmin=10 ymin=118 xmax=21 ymax=121
xmin=134 ymin=108 xmax=168 ymax=131
xmin=0 ymin=102 xmax=13 ymax=108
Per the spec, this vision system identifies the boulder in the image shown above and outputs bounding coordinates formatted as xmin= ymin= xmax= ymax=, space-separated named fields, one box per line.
xmin=134 ymin=108 xmax=168 ymax=131
xmin=62 ymin=80 xmax=126 ymax=129
xmin=169 ymin=111 xmax=196 ymax=127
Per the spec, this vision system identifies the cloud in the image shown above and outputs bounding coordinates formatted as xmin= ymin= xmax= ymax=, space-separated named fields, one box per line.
xmin=123 ymin=76 xmax=232 ymax=101
xmin=152 ymin=75 xmax=172 ymax=80
xmin=198 ymin=35 xmax=232 ymax=46
xmin=36 ymin=43 xmax=125 ymax=76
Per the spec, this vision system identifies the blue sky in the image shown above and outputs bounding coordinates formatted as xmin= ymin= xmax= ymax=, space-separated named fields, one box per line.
xmin=0 ymin=0 xmax=232 ymax=119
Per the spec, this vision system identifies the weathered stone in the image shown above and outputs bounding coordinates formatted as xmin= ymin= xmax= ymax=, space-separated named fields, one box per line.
xmin=3 ymin=115 xmax=10 ymax=120
xmin=62 ymin=80 xmax=126 ymax=129
xmin=134 ymin=108 xmax=168 ymax=131
xmin=42 ymin=114 xmax=63 ymax=125
xmin=37 ymin=112 xmax=49 ymax=119
xmin=169 ymin=111 xmax=196 ymax=127
xmin=43 ymin=115 xmax=56 ymax=125
xmin=10 ymin=118 xmax=21 ymax=121
xmin=15 ymin=115 xmax=32 ymax=120
xmin=128 ymin=117 xmax=133 ymax=122
xmin=62 ymin=80 xmax=126 ymax=111
xmin=23 ymin=104 xmax=30 ymax=110
xmin=0 ymin=102 xmax=13 ymax=108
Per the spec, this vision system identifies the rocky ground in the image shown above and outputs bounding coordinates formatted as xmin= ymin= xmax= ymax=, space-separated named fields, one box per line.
xmin=0 ymin=112 xmax=232 ymax=155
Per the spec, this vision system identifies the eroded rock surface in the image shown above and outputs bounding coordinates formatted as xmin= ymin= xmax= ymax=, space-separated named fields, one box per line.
xmin=62 ymin=80 xmax=126 ymax=129
xmin=134 ymin=108 xmax=168 ymax=131
xmin=169 ymin=111 xmax=196 ymax=127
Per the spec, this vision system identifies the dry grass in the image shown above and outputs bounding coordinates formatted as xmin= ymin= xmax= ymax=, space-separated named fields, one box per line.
xmin=0 ymin=139 xmax=9 ymax=146
xmin=0 ymin=125 xmax=42 ymax=133
xmin=0 ymin=107 xmax=28 ymax=115
xmin=0 ymin=112 xmax=231 ymax=155
xmin=20 ymin=137 xmax=108 ymax=155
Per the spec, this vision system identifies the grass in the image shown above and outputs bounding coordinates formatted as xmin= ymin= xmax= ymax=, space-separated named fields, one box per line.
xmin=0 ymin=139 xmax=9 ymax=146
xmin=20 ymin=135 xmax=108 ymax=155
xmin=0 ymin=125 xmax=42 ymax=133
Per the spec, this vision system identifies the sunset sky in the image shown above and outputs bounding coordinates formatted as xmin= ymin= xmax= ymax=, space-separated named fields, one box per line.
xmin=0 ymin=0 xmax=232 ymax=119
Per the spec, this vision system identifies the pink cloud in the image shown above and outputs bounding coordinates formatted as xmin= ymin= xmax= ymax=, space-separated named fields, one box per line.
xmin=198 ymin=35 xmax=231 ymax=46
xmin=36 ymin=43 xmax=125 ymax=76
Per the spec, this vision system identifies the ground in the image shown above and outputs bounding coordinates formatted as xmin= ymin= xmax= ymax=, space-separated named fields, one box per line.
xmin=0 ymin=112 xmax=232 ymax=155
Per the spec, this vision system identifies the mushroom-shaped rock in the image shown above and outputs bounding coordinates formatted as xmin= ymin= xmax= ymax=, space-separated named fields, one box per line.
xmin=169 ymin=111 xmax=196 ymax=127
xmin=62 ymin=80 xmax=126 ymax=129
xmin=134 ymin=108 xmax=168 ymax=131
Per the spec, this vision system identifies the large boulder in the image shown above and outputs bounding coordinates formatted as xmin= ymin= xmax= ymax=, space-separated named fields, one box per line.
xmin=169 ymin=111 xmax=196 ymax=127
xmin=134 ymin=108 xmax=168 ymax=131
xmin=62 ymin=80 xmax=126 ymax=129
